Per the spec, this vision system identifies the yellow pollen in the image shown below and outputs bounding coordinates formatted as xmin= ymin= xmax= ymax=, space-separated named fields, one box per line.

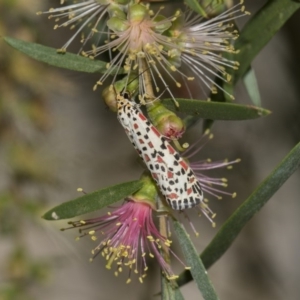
xmin=77 ymin=188 xmax=83 ymax=192
xmin=176 ymin=82 xmax=181 ymax=88
xmin=57 ymin=48 xmax=66 ymax=54
xmin=232 ymin=192 xmax=237 ymax=199
xmin=139 ymin=277 xmax=143 ymax=284
xmin=80 ymin=220 xmax=86 ymax=224
xmin=89 ymin=230 xmax=95 ymax=235
xmin=91 ymin=236 xmax=97 ymax=241
xmin=212 ymin=222 xmax=216 ymax=228
xmin=185 ymin=267 xmax=191 ymax=270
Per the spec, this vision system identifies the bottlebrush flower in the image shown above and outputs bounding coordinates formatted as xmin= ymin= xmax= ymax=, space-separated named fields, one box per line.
xmin=62 ymin=175 xmax=183 ymax=283
xmin=37 ymin=0 xmax=130 ymax=53
xmin=39 ymin=1 xmax=249 ymax=100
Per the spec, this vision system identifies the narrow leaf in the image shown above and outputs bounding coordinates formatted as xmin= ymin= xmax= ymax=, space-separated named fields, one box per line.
xmin=243 ymin=68 xmax=261 ymax=106
xmin=4 ymin=37 xmax=110 ymax=73
xmin=185 ymin=0 xmax=208 ymax=17
xmin=231 ymin=0 xmax=300 ymax=84
xmin=163 ymin=98 xmax=270 ymax=120
xmin=173 ymin=220 xmax=219 ymax=300
xmin=177 ymin=141 xmax=300 ymax=287
xmin=161 ymin=276 xmax=184 ymax=300
xmin=43 ymin=180 xmax=143 ymax=220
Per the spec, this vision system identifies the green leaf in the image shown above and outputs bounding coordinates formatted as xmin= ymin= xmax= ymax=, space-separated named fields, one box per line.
xmin=231 ymin=0 xmax=300 ymax=84
xmin=43 ymin=180 xmax=143 ymax=220
xmin=162 ymin=98 xmax=270 ymax=120
xmin=243 ymin=68 xmax=261 ymax=106
xmin=177 ymin=141 xmax=300 ymax=287
xmin=3 ymin=37 xmax=110 ymax=74
xmin=173 ymin=220 xmax=219 ymax=300
xmin=185 ymin=0 xmax=208 ymax=17
xmin=161 ymin=276 xmax=184 ymax=300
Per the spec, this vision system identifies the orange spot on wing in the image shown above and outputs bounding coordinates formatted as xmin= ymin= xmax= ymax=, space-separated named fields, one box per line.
xmin=189 ymin=177 xmax=195 ymax=183
xmin=152 ymin=173 xmax=158 ymax=181
xmin=167 ymin=145 xmax=175 ymax=155
xmin=138 ymin=113 xmax=147 ymax=121
xmin=167 ymin=171 xmax=173 ymax=179
xmin=156 ymin=156 xmax=164 ymax=163
xmin=151 ymin=126 xmax=161 ymax=137
xmin=167 ymin=193 xmax=178 ymax=200
xmin=180 ymin=160 xmax=188 ymax=171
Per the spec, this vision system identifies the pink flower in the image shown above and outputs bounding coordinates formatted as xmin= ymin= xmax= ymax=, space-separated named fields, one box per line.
xmin=65 ymin=198 xmax=179 ymax=283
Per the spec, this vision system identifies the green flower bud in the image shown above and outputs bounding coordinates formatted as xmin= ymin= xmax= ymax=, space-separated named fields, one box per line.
xmin=112 ymin=0 xmax=131 ymax=5
xmin=131 ymin=173 xmax=158 ymax=209
xmin=152 ymin=15 xmax=172 ymax=33
xmin=147 ymin=102 xmax=185 ymax=139
xmin=102 ymin=74 xmax=139 ymax=112
xmin=107 ymin=5 xmax=127 ymax=19
xmin=199 ymin=0 xmax=233 ymax=17
xmin=107 ymin=16 xmax=129 ymax=32
xmin=166 ymin=10 xmax=184 ymax=38
xmin=167 ymin=48 xmax=182 ymax=68
xmin=102 ymin=85 xmax=118 ymax=112
xmin=128 ymin=4 xmax=149 ymax=22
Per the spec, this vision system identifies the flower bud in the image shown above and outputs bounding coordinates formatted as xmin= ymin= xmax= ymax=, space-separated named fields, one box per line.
xmin=152 ymin=15 xmax=172 ymax=33
xmin=167 ymin=10 xmax=184 ymax=38
xmin=199 ymin=0 xmax=233 ymax=17
xmin=107 ymin=16 xmax=129 ymax=32
xmin=147 ymin=102 xmax=185 ymax=139
xmin=102 ymin=85 xmax=118 ymax=112
xmin=112 ymin=0 xmax=131 ymax=5
xmin=102 ymin=75 xmax=139 ymax=112
xmin=131 ymin=173 xmax=158 ymax=209
xmin=107 ymin=5 xmax=126 ymax=19
xmin=128 ymin=4 xmax=149 ymax=22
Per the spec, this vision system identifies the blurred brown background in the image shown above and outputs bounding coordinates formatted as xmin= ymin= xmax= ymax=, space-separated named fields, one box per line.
xmin=0 ymin=0 xmax=300 ymax=299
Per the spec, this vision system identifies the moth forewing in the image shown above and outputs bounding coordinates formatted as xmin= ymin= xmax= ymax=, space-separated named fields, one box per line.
xmin=116 ymin=94 xmax=203 ymax=210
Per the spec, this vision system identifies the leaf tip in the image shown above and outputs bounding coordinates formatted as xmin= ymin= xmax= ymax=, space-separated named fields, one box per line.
xmin=43 ymin=210 xmax=60 ymax=221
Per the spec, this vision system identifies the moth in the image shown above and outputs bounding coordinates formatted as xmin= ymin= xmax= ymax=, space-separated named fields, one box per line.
xmin=116 ymin=92 xmax=203 ymax=210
